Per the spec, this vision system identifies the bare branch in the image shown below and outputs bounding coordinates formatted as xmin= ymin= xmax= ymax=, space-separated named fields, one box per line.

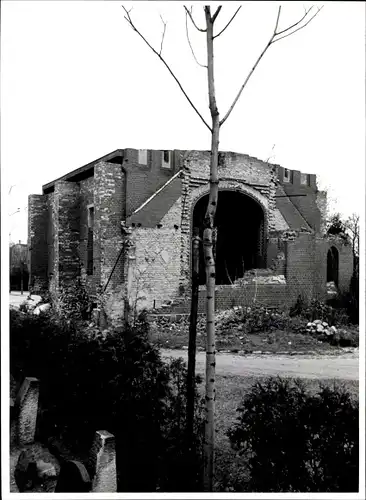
xmin=220 ymin=5 xmax=323 ymax=127
xmin=211 ymin=6 xmax=222 ymax=24
xmin=274 ymin=5 xmax=281 ymax=33
xmin=272 ymin=7 xmax=323 ymax=44
xmin=184 ymin=5 xmax=207 ymax=32
xmin=185 ymin=9 xmax=207 ymax=68
xmin=213 ymin=6 xmax=242 ymax=39
xmin=276 ymin=6 xmax=313 ymax=35
xmin=159 ymin=14 xmax=167 ymax=56
xmin=122 ymin=6 xmax=211 ymax=132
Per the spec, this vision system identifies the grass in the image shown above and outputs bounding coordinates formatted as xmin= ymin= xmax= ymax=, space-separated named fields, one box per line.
xmin=205 ymin=375 xmax=359 ymax=492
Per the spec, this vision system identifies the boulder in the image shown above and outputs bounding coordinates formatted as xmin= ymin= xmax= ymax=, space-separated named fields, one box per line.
xmin=14 ymin=444 xmax=60 ymax=493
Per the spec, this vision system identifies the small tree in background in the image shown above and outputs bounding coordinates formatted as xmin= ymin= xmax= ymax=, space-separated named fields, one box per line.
xmin=326 ymin=212 xmax=349 ymax=243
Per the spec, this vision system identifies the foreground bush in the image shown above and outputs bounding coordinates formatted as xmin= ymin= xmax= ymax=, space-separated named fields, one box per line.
xmin=10 ymin=309 xmax=204 ymax=492
xmin=227 ymin=377 xmax=358 ymax=492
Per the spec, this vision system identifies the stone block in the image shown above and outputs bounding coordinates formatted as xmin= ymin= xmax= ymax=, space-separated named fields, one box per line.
xmin=89 ymin=430 xmax=117 ymax=492
xmin=14 ymin=444 xmax=60 ymax=493
xmin=16 ymin=377 xmax=40 ymax=445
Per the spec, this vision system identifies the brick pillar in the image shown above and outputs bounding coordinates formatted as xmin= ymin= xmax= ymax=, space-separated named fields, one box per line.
xmin=28 ymin=195 xmax=49 ymax=294
xmin=94 ymin=162 xmax=126 ymax=323
xmin=53 ymin=181 xmax=80 ymax=292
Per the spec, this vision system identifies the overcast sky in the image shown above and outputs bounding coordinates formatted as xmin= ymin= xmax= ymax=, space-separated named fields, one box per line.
xmin=2 ymin=1 xmax=365 ymax=244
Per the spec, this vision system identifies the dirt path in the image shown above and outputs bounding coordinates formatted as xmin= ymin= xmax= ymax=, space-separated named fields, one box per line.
xmin=162 ymin=349 xmax=359 ymax=380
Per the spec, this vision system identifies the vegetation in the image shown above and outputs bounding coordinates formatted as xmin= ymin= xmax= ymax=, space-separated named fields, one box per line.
xmin=150 ymin=295 xmax=359 ymax=352
xmin=10 ymin=306 xmax=359 ymax=493
xmin=10 ymin=309 xmax=204 ymax=492
xmin=227 ymin=377 xmax=358 ymax=492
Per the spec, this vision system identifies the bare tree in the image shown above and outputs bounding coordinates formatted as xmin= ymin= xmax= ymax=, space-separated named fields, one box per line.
xmin=345 ymin=213 xmax=360 ymax=275
xmin=122 ymin=4 xmax=322 ymax=491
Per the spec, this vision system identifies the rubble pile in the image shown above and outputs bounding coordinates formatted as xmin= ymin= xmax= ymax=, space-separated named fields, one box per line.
xmin=305 ymin=319 xmax=337 ymax=337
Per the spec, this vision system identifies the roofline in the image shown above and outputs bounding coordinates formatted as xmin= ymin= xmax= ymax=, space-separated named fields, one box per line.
xmin=42 ymin=149 xmax=124 ymax=194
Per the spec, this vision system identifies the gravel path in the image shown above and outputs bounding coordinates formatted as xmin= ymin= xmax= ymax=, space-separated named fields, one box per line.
xmin=162 ymin=349 xmax=359 ymax=380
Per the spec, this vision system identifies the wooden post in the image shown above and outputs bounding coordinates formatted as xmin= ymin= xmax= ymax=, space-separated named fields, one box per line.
xmin=20 ymin=260 xmax=24 ymax=295
xmin=186 ymin=228 xmax=201 ymax=457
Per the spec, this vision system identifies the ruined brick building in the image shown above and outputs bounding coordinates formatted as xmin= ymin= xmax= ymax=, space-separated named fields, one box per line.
xmin=28 ymin=148 xmax=353 ymax=322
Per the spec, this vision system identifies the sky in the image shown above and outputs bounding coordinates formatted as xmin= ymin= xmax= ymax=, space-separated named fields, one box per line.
xmin=2 ymin=1 xmax=365 ymax=244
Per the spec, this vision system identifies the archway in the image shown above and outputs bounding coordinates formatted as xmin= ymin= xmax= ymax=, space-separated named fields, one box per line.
xmin=192 ymin=190 xmax=266 ymax=285
xmin=327 ymin=246 xmax=339 ymax=287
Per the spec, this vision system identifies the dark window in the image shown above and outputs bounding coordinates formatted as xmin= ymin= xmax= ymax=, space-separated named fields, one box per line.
xmin=163 ymin=150 xmax=170 ymax=163
xmin=87 ymin=206 xmax=94 ymax=275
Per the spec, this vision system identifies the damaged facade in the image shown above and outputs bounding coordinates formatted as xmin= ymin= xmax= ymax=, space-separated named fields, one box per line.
xmin=28 ymin=148 xmax=353 ymax=322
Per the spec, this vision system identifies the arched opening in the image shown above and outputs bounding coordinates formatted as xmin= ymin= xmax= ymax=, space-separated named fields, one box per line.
xmin=327 ymin=246 xmax=339 ymax=287
xmin=192 ymin=190 xmax=266 ymax=285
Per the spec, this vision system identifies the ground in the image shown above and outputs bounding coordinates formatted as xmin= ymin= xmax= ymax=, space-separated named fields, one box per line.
xmin=149 ymin=313 xmax=358 ymax=355
xmin=162 ymin=348 xmax=359 ymax=380
xmin=9 ymin=291 xmax=42 ymax=308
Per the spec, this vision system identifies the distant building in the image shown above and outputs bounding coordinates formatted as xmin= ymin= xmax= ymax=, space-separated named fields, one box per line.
xmin=28 ymin=148 xmax=353 ymax=323
xmin=10 ymin=242 xmax=29 ymax=291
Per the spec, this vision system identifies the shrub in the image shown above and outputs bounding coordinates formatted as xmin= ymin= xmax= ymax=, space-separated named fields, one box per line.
xmin=242 ymin=306 xmax=290 ymax=333
xmin=57 ymin=278 xmax=92 ymax=321
xmin=290 ymin=297 xmax=349 ymax=327
xmin=216 ymin=305 xmax=290 ymax=334
xmin=10 ymin=309 xmax=204 ymax=492
xmin=331 ymin=328 xmax=359 ymax=347
xmin=328 ymin=283 xmax=359 ymax=325
xmin=227 ymin=377 xmax=358 ymax=492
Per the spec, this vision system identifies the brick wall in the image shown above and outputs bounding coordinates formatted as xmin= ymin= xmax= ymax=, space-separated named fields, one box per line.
xmin=127 ymin=175 xmax=182 ymax=227
xmin=186 ymin=150 xmax=275 ymax=186
xmin=55 ymin=181 xmax=81 ymax=288
xmin=79 ymin=176 xmax=96 ymax=295
xmin=47 ymin=192 xmax=57 ymax=298
xmin=123 ymin=149 xmax=182 ymax=216
xmin=325 ymin=237 xmax=353 ymax=292
xmin=129 ymin=227 xmax=181 ymax=311
xmin=197 ymin=283 xmax=288 ymax=312
xmin=28 ymin=194 xmax=49 ymax=293
xmin=285 ymin=233 xmax=317 ymax=302
xmin=277 ymin=167 xmax=321 ymax=233
xmin=94 ymin=162 xmax=126 ymax=318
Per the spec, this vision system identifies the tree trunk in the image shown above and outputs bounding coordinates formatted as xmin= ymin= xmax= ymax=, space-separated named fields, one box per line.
xmin=203 ymin=7 xmax=220 ymax=492
xmin=186 ymin=227 xmax=200 ymax=488
xmin=20 ymin=261 xmax=24 ymax=295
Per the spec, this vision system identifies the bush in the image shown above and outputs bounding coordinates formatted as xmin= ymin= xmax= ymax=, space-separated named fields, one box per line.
xmin=10 ymin=309 xmax=204 ymax=492
xmin=290 ymin=297 xmax=349 ymax=327
xmin=331 ymin=328 xmax=359 ymax=347
xmin=328 ymin=282 xmax=359 ymax=325
xmin=217 ymin=305 xmax=290 ymax=334
xmin=227 ymin=377 xmax=358 ymax=492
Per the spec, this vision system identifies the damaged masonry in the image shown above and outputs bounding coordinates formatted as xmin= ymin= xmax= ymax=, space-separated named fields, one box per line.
xmin=28 ymin=148 xmax=353 ymax=324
